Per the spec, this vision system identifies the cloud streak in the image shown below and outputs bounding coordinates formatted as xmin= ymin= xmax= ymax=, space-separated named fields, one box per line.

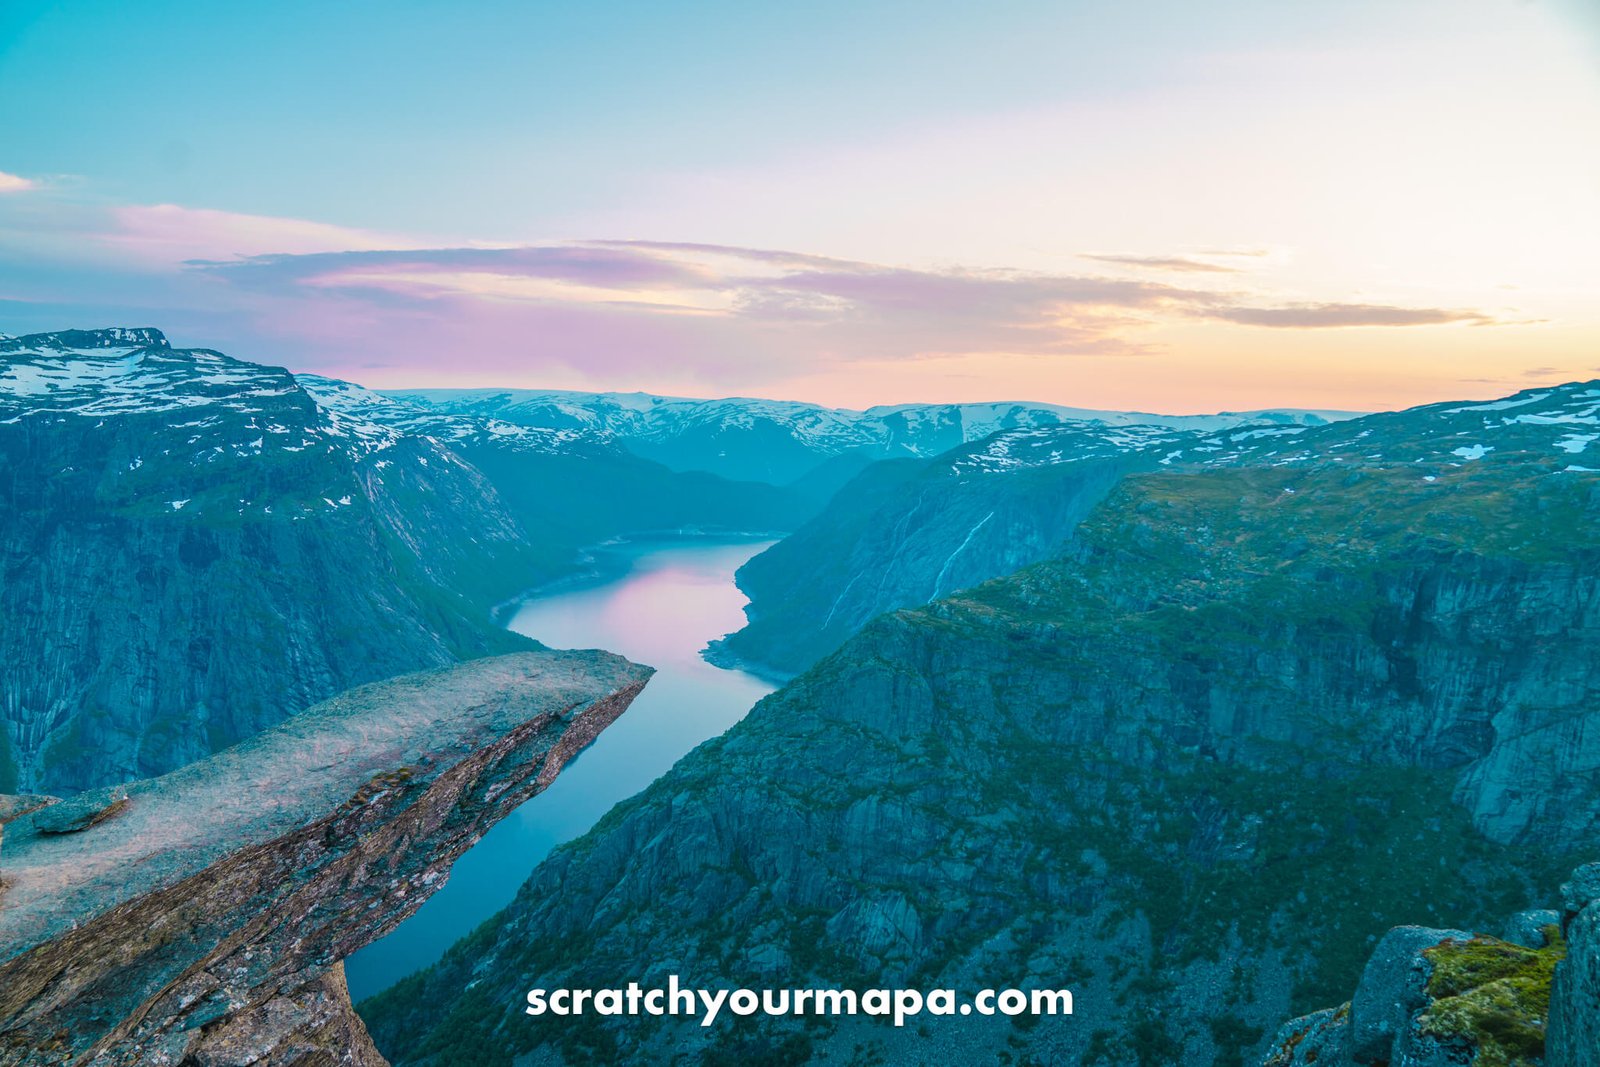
xmin=0 ymin=172 xmax=36 ymax=194
xmin=1082 ymin=253 xmax=1242 ymax=274
xmin=187 ymin=240 xmax=1509 ymax=368
xmin=1198 ymin=302 xmax=1495 ymax=328
xmin=0 ymin=188 xmax=1528 ymax=396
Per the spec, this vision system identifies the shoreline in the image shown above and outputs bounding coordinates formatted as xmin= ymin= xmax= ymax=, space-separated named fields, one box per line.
xmin=700 ymin=637 xmax=798 ymax=687
xmin=489 ymin=527 xmax=789 ymax=625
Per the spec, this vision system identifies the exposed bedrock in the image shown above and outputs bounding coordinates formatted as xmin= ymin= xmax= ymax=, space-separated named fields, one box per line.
xmin=1263 ymin=862 xmax=1600 ymax=1067
xmin=0 ymin=650 xmax=651 ymax=1066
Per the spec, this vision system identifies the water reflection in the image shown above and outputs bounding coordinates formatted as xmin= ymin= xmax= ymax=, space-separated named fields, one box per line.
xmin=346 ymin=539 xmax=777 ymax=1001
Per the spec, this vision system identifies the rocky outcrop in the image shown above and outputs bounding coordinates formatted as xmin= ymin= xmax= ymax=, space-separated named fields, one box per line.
xmin=0 ymin=329 xmax=547 ymax=794
xmin=1549 ymin=863 xmax=1600 ymax=1067
xmin=364 ymin=402 xmax=1599 ymax=1065
xmin=1264 ymin=864 xmax=1598 ymax=1067
xmin=0 ymin=650 xmax=651 ymax=1066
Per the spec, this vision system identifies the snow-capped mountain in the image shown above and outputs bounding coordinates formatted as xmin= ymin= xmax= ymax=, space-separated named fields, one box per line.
xmin=944 ymin=381 xmax=1600 ymax=480
xmin=391 ymin=386 xmax=1360 ymax=486
xmin=299 ymin=374 xmax=814 ymax=544
xmin=0 ymin=328 xmax=547 ymax=794
xmin=0 ymin=328 xmax=410 ymax=478
xmin=940 ymin=418 xmax=1307 ymax=475
xmin=297 ymin=375 xmax=599 ymax=457
xmin=712 ymin=379 xmax=1600 ymax=675
xmin=1248 ymin=380 xmax=1600 ymax=473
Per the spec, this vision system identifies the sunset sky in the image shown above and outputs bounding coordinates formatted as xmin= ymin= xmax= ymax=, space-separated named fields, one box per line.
xmin=2 ymin=0 xmax=1597 ymax=412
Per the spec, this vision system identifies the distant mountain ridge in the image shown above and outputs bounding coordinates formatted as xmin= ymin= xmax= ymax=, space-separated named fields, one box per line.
xmin=714 ymin=380 xmax=1600 ymax=675
xmin=299 ymin=375 xmax=817 ymax=557
xmin=390 ymin=386 xmax=1360 ymax=486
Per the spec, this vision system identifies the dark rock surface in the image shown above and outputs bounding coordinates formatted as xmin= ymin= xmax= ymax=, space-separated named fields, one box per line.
xmin=0 ymin=329 xmax=547 ymax=795
xmin=0 ymin=650 xmax=651 ymax=1066
xmin=710 ymin=422 xmax=1184 ymax=674
xmin=1347 ymin=927 xmax=1470 ymax=1062
xmin=1549 ymin=863 xmax=1600 ymax=1067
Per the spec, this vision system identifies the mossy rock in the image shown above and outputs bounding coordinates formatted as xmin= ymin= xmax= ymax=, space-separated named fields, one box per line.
xmin=1417 ymin=929 xmax=1566 ymax=1067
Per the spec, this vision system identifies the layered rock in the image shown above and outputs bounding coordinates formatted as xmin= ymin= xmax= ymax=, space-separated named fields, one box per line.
xmin=0 ymin=650 xmax=651 ymax=1066
xmin=365 ymin=389 xmax=1599 ymax=1065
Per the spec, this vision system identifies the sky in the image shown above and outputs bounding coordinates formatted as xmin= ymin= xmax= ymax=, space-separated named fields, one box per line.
xmin=1 ymin=0 xmax=1597 ymax=412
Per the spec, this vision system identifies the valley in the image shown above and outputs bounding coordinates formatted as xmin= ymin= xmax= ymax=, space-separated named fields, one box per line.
xmin=2 ymin=327 xmax=1595 ymax=1066
xmin=345 ymin=538 xmax=777 ymax=1002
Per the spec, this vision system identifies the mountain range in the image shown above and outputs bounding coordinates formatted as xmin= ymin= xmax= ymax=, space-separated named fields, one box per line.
xmin=2 ymin=325 xmax=1595 ymax=1066
xmin=395 ymin=385 xmax=1354 ymax=488
xmin=0 ymin=329 xmax=542 ymax=793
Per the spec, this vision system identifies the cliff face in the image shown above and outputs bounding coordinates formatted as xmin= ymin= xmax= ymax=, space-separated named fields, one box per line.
xmin=0 ymin=330 xmax=544 ymax=794
xmin=365 ymin=388 xmax=1599 ymax=1066
xmin=715 ymin=380 xmax=1600 ymax=680
xmin=1549 ymin=865 xmax=1600 ymax=1067
xmin=712 ymin=420 xmax=1263 ymax=676
xmin=0 ymin=650 xmax=651 ymax=1066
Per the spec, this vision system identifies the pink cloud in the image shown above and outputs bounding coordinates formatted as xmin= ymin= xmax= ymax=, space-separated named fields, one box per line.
xmin=0 ymin=189 xmax=1527 ymax=397
xmin=103 ymin=203 xmax=409 ymax=264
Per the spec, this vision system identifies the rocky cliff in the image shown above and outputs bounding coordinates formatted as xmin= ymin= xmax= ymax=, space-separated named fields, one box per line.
xmin=0 ymin=329 xmax=545 ymax=794
xmin=1262 ymin=862 xmax=1599 ymax=1067
xmin=716 ymin=380 xmax=1600 ymax=678
xmin=711 ymin=419 xmax=1304 ymax=676
xmin=364 ymin=383 xmax=1599 ymax=1066
xmin=0 ymin=650 xmax=651 ymax=1066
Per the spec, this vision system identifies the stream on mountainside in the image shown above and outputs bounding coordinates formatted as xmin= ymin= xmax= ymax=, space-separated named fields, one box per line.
xmin=344 ymin=538 xmax=778 ymax=1002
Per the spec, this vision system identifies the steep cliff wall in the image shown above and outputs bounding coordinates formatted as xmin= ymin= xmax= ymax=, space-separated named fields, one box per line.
xmin=1549 ymin=864 xmax=1600 ymax=1067
xmin=366 ymin=423 xmax=1599 ymax=1065
xmin=0 ymin=330 xmax=544 ymax=794
xmin=0 ymin=650 xmax=651 ymax=1066
xmin=713 ymin=420 xmax=1231 ymax=675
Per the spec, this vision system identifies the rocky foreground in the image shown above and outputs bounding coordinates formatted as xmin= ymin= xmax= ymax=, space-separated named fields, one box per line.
xmin=1264 ymin=862 xmax=1600 ymax=1066
xmin=0 ymin=650 xmax=650 ymax=1066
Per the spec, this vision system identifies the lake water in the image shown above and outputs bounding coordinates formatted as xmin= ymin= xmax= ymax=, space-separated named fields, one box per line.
xmin=345 ymin=538 xmax=778 ymax=1002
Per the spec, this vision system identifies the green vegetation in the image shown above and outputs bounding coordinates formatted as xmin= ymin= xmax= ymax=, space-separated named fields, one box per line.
xmin=1417 ymin=930 xmax=1565 ymax=1067
xmin=361 ymin=412 xmax=1599 ymax=1064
